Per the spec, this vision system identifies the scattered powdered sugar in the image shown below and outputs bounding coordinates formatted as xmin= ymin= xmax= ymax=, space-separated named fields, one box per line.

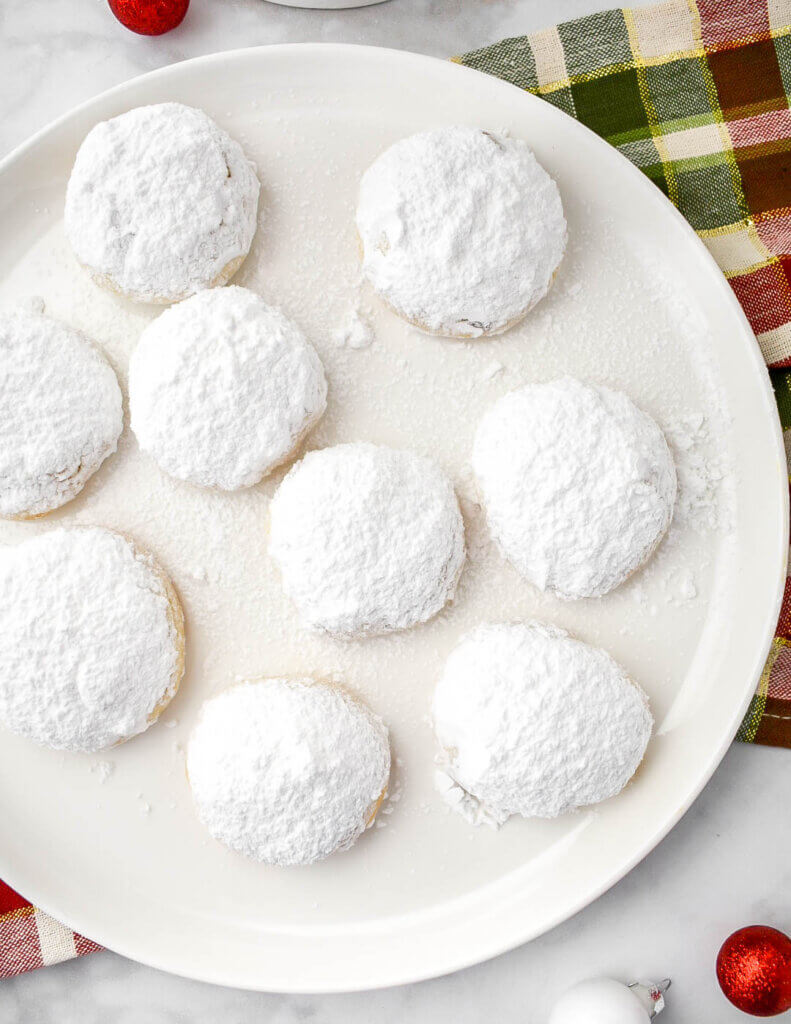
xmin=660 ymin=567 xmax=699 ymax=606
xmin=129 ymin=287 xmax=327 ymax=490
xmin=356 ymin=126 xmax=566 ymax=337
xmin=664 ymin=412 xmax=732 ymax=532
xmin=187 ymin=678 xmax=390 ymax=866
xmin=0 ymin=527 xmax=184 ymax=752
xmin=64 ymin=103 xmax=260 ymax=303
xmin=90 ymin=760 xmax=114 ymax=784
xmin=0 ymin=311 xmax=122 ymax=518
xmin=472 ymin=377 xmax=677 ymax=599
xmin=433 ymin=622 xmax=652 ymax=821
xmin=332 ymin=309 xmax=374 ymax=350
xmin=269 ymin=443 xmax=466 ymax=637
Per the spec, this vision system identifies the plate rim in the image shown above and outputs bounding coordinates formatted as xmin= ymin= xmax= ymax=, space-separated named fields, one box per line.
xmin=0 ymin=42 xmax=787 ymax=992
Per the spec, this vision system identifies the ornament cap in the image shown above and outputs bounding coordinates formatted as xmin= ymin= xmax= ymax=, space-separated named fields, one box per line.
xmin=629 ymin=978 xmax=671 ymax=1017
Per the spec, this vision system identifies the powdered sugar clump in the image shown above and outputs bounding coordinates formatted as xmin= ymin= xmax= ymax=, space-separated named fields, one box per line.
xmin=90 ymin=760 xmax=114 ymax=784
xmin=0 ymin=528 xmax=184 ymax=752
xmin=665 ymin=412 xmax=731 ymax=532
xmin=0 ymin=311 xmax=122 ymax=518
xmin=332 ymin=309 xmax=374 ymax=350
xmin=433 ymin=622 xmax=652 ymax=820
xmin=269 ymin=443 xmax=466 ymax=637
xmin=473 ymin=378 xmax=677 ymax=599
xmin=356 ymin=126 xmax=566 ymax=337
xmin=187 ymin=678 xmax=390 ymax=866
xmin=129 ymin=287 xmax=327 ymax=490
xmin=65 ymin=103 xmax=260 ymax=303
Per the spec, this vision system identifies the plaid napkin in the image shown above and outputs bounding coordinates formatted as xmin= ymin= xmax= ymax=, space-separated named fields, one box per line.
xmin=4 ymin=0 xmax=791 ymax=982
xmin=458 ymin=0 xmax=791 ymax=748
xmin=0 ymin=880 xmax=99 ymax=978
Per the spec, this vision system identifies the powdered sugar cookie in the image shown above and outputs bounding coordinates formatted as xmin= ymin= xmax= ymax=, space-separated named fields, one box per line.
xmin=187 ymin=678 xmax=390 ymax=866
xmin=433 ymin=622 xmax=652 ymax=822
xmin=0 ymin=311 xmax=122 ymax=519
xmin=472 ymin=377 xmax=677 ymax=599
xmin=269 ymin=443 xmax=465 ymax=637
xmin=65 ymin=103 xmax=260 ymax=304
xmin=356 ymin=126 xmax=566 ymax=338
xmin=0 ymin=527 xmax=185 ymax=752
xmin=129 ymin=287 xmax=327 ymax=490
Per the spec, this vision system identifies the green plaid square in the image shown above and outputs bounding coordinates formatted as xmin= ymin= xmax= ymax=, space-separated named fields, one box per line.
xmin=571 ymin=68 xmax=651 ymax=143
xmin=558 ymin=10 xmax=633 ymax=77
xmin=618 ymin=137 xmax=663 ymax=168
xmin=736 ymin=692 xmax=767 ymax=743
xmin=771 ymin=369 xmax=791 ymax=430
xmin=674 ymin=162 xmax=743 ymax=230
xmin=644 ymin=57 xmax=716 ymax=126
xmin=543 ymin=87 xmax=576 ymax=117
xmin=773 ymin=33 xmax=791 ymax=101
xmin=457 ymin=38 xmax=538 ymax=92
xmin=673 ymin=150 xmax=732 ymax=173
xmin=641 ymin=160 xmax=671 ymax=196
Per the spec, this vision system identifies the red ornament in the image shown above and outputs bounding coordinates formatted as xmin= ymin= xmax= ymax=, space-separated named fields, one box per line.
xmin=717 ymin=926 xmax=791 ymax=1016
xmin=107 ymin=0 xmax=189 ymax=35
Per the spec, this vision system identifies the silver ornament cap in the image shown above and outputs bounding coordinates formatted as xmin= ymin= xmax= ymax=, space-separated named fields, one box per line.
xmin=629 ymin=979 xmax=671 ymax=1018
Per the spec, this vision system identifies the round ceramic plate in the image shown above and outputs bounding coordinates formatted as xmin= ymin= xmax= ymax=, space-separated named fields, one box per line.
xmin=0 ymin=45 xmax=786 ymax=993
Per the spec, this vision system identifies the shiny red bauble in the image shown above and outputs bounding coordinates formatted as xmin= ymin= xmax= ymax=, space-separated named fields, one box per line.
xmin=107 ymin=0 xmax=189 ymax=35
xmin=717 ymin=926 xmax=791 ymax=1016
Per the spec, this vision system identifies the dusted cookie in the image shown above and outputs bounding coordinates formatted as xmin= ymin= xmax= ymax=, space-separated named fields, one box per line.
xmin=0 ymin=311 xmax=122 ymax=519
xmin=187 ymin=678 xmax=390 ymax=866
xmin=269 ymin=443 xmax=465 ymax=637
xmin=472 ymin=377 xmax=676 ymax=599
xmin=356 ymin=126 xmax=566 ymax=338
xmin=129 ymin=287 xmax=327 ymax=490
xmin=433 ymin=622 xmax=652 ymax=822
xmin=65 ymin=103 xmax=260 ymax=304
xmin=0 ymin=527 xmax=184 ymax=752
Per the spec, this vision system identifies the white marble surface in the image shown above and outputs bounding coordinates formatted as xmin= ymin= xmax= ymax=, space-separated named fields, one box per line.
xmin=1 ymin=0 xmax=790 ymax=1019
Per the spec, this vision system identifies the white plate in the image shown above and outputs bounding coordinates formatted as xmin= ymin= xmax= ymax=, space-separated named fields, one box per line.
xmin=0 ymin=45 xmax=786 ymax=993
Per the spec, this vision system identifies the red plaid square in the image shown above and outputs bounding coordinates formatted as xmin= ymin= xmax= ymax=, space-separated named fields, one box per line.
xmin=728 ymin=108 xmax=791 ymax=148
xmin=698 ymin=0 xmax=771 ymax=47
xmin=0 ymin=911 xmax=43 ymax=978
xmin=729 ymin=261 xmax=791 ymax=333
xmin=756 ymin=212 xmax=791 ymax=256
xmin=768 ymin=642 xmax=791 ymax=699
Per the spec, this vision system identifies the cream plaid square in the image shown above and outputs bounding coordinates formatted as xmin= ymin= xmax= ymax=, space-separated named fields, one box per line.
xmin=631 ymin=0 xmax=699 ymax=59
xmin=661 ymin=121 xmax=725 ymax=162
xmin=756 ymin=322 xmax=791 ymax=365
xmin=33 ymin=910 xmax=77 ymax=967
xmin=530 ymin=25 xmax=569 ymax=88
xmin=768 ymin=0 xmax=791 ymax=34
xmin=703 ymin=225 xmax=772 ymax=276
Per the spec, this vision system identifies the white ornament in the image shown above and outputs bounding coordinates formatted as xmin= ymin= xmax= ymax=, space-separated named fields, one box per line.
xmin=549 ymin=977 xmax=669 ymax=1024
